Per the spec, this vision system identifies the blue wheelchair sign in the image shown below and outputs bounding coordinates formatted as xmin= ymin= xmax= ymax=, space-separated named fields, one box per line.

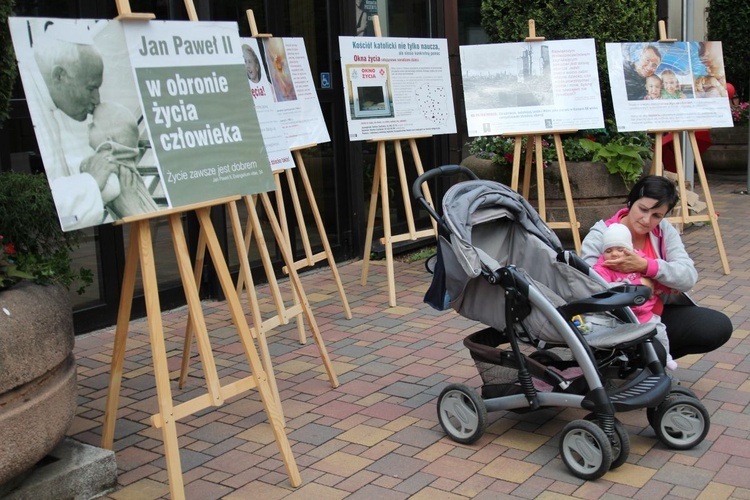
xmin=320 ymin=72 xmax=331 ymax=89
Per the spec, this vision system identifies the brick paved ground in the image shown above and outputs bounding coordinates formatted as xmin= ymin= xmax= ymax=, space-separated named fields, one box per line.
xmin=70 ymin=172 xmax=750 ymax=499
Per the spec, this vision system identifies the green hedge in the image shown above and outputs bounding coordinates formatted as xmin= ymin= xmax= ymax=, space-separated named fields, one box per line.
xmin=480 ymin=0 xmax=656 ymax=124
xmin=707 ymin=0 xmax=750 ymax=102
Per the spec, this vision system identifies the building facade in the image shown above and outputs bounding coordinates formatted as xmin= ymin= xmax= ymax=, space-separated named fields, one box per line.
xmin=3 ymin=0 xmax=483 ymax=332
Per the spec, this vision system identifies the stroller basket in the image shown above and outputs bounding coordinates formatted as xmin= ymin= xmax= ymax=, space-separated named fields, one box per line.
xmin=464 ymin=328 xmax=525 ymax=399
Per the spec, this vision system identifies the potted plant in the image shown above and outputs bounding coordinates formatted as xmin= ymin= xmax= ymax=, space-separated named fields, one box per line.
xmin=0 ymin=171 xmax=94 ymax=488
xmin=0 ymin=6 xmax=95 ymax=486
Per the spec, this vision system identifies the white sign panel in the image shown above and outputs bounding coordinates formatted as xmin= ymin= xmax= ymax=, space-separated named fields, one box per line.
xmin=606 ymin=41 xmax=733 ymax=132
xmin=339 ymin=36 xmax=457 ymax=141
xmin=240 ymin=38 xmax=293 ymax=170
xmin=460 ymin=39 xmax=605 ymax=136
xmin=261 ymin=37 xmax=330 ymax=149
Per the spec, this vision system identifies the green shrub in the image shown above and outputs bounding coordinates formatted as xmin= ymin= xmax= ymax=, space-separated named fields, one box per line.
xmin=707 ymin=0 xmax=750 ymax=102
xmin=0 ymin=172 xmax=92 ymax=293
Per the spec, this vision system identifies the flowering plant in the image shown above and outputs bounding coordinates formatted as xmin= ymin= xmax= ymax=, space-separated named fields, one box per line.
xmin=467 ymin=135 xmax=557 ymax=168
xmin=0 ymin=171 xmax=91 ymax=293
xmin=730 ymin=102 xmax=749 ymax=125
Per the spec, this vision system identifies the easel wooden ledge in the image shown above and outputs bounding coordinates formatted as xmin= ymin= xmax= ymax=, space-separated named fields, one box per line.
xmin=648 ymin=21 xmax=730 ymax=274
xmin=359 ymin=16 xmax=439 ymax=307
xmin=504 ymin=20 xmax=582 ymax=252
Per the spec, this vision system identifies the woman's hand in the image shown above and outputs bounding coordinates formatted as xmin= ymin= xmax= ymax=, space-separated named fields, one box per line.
xmin=602 ymin=248 xmax=648 ymax=274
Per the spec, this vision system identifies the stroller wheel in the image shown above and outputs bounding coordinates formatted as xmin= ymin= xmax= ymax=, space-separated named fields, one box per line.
xmin=559 ymin=420 xmax=613 ymax=480
xmin=437 ymin=384 xmax=487 ymax=444
xmin=646 ymin=386 xmax=699 ymax=428
xmin=652 ymin=395 xmax=710 ymax=450
xmin=583 ymin=414 xmax=630 ymax=470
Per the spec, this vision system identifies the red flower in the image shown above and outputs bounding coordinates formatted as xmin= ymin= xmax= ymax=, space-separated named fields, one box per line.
xmin=5 ymin=243 xmax=15 ymax=255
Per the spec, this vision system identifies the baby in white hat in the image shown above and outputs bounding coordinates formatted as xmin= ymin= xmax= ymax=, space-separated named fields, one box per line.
xmin=593 ymin=223 xmax=677 ymax=370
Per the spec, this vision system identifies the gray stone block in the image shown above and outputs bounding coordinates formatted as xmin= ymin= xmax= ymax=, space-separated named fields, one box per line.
xmin=1 ymin=438 xmax=117 ymax=500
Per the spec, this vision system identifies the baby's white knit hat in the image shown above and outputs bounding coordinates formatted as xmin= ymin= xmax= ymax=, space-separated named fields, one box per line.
xmin=602 ymin=223 xmax=633 ymax=251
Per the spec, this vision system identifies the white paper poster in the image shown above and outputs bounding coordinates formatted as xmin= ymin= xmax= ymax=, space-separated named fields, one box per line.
xmin=240 ymin=37 xmax=294 ymax=171
xmin=261 ymin=37 xmax=330 ymax=149
xmin=460 ymin=39 xmax=604 ymax=136
xmin=606 ymin=41 xmax=733 ymax=132
xmin=338 ymin=36 xmax=457 ymax=141
xmin=10 ymin=17 xmax=274 ymax=231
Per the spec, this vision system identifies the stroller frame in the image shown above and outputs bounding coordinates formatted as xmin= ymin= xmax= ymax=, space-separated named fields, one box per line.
xmin=413 ymin=165 xmax=710 ymax=480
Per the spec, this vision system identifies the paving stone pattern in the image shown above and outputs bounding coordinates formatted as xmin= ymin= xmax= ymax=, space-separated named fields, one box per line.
xmin=71 ymin=173 xmax=750 ymax=499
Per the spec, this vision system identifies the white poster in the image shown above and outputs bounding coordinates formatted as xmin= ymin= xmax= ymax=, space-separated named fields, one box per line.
xmin=338 ymin=36 xmax=457 ymax=141
xmin=460 ymin=39 xmax=604 ymax=136
xmin=261 ymin=37 xmax=330 ymax=149
xmin=9 ymin=17 xmax=274 ymax=231
xmin=240 ymin=37 xmax=294 ymax=170
xmin=606 ymin=41 xmax=733 ymax=132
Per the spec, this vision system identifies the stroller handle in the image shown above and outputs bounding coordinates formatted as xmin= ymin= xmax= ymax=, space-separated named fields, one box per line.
xmin=412 ymin=165 xmax=479 ymax=223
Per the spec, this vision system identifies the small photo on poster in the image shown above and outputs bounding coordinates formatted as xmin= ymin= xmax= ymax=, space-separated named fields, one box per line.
xmin=607 ymin=41 xmax=732 ymax=131
xmin=263 ymin=38 xmax=297 ymax=102
xmin=344 ymin=64 xmax=395 ymax=120
xmin=462 ymin=42 xmax=554 ymax=110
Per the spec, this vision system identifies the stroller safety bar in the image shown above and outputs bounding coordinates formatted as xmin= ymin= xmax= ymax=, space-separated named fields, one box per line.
xmin=558 ymin=284 xmax=653 ymax=318
xmin=412 ymin=164 xmax=479 ymax=224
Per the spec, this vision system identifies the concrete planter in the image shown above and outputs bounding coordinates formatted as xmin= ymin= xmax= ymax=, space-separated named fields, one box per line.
xmin=0 ymin=282 xmax=77 ymax=487
xmin=703 ymin=126 xmax=748 ymax=172
xmin=460 ymin=156 xmax=635 ymax=244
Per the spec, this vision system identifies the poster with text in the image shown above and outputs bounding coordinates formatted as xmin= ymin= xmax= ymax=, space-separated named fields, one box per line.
xmin=9 ymin=17 xmax=274 ymax=232
xmin=460 ymin=39 xmax=604 ymax=136
xmin=606 ymin=41 xmax=733 ymax=132
xmin=338 ymin=36 xmax=457 ymax=141
xmin=261 ymin=37 xmax=330 ymax=149
xmin=240 ymin=37 xmax=294 ymax=170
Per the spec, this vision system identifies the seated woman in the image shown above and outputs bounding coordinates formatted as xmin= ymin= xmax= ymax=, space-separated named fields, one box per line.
xmin=580 ymin=175 xmax=733 ymax=363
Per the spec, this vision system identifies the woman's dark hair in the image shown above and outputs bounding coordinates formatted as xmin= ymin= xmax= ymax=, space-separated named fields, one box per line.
xmin=626 ymin=175 xmax=679 ymax=212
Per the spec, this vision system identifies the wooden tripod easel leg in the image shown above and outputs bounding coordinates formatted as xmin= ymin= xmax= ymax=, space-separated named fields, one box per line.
xmin=102 ymin=222 xmax=140 ymax=450
xmin=689 ymin=131 xmax=730 ymax=274
xmin=136 ymin=220 xmax=185 ymax=499
xmin=293 ymin=153 xmax=353 ymax=320
xmin=194 ymin=207 xmax=301 ymax=487
xmin=177 ymin=226 xmax=207 ymax=389
xmin=274 ymin=173 xmax=307 ymax=345
xmin=361 ymin=143 xmax=382 ymax=286
xmin=260 ymin=193 xmax=340 ymax=388
xmin=552 ymin=134 xmax=582 ymax=253
xmin=227 ymin=200 xmax=284 ymax=423
xmin=375 ymin=141 xmax=397 ymax=307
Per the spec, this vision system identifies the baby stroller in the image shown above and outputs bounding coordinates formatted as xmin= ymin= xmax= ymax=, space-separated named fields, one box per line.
xmin=412 ymin=165 xmax=709 ymax=480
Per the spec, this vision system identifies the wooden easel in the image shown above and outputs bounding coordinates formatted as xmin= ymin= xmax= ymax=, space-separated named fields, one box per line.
xmin=176 ymin=10 xmax=340 ymax=401
xmin=648 ymin=22 xmax=730 ymax=274
xmin=506 ymin=20 xmax=582 ymax=252
xmin=102 ymin=5 xmax=304 ymax=498
xmin=102 ymin=198 xmax=302 ymax=499
xmin=359 ymin=15 xmax=439 ymax=307
xmin=239 ymin=10 xmax=351 ymax=346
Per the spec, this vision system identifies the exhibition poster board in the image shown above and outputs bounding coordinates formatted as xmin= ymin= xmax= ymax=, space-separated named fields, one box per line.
xmin=606 ymin=41 xmax=733 ymax=132
xmin=460 ymin=39 xmax=605 ymax=136
xmin=260 ymin=37 xmax=330 ymax=149
xmin=239 ymin=37 xmax=294 ymax=170
xmin=338 ymin=36 xmax=457 ymax=141
xmin=9 ymin=17 xmax=274 ymax=231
